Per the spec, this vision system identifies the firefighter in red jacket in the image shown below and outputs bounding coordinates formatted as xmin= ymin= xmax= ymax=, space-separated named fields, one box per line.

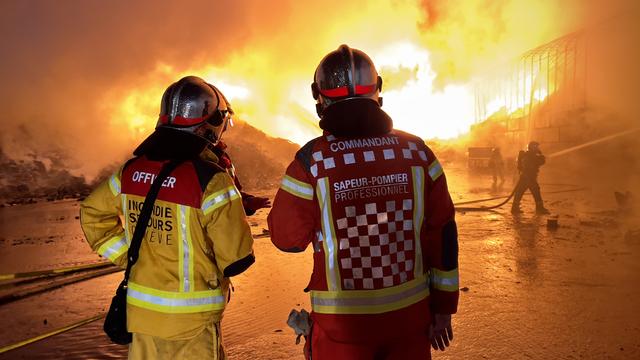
xmin=268 ymin=45 xmax=459 ymax=359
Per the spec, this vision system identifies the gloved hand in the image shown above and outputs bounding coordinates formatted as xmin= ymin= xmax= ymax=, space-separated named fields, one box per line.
xmin=429 ymin=313 xmax=453 ymax=351
xmin=244 ymin=196 xmax=272 ymax=212
xmin=287 ymin=308 xmax=311 ymax=345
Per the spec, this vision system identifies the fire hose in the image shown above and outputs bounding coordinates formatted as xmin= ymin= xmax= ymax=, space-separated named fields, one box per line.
xmin=454 ymin=188 xmax=517 ymax=212
xmin=0 ymin=266 xmax=122 ymax=306
xmin=0 ymin=314 xmax=105 ymax=355
xmin=454 ymin=183 xmax=588 ymax=212
xmin=0 ymin=262 xmax=121 ymax=306
xmin=454 ymin=127 xmax=638 ymax=211
xmin=0 ymin=262 xmax=113 ymax=282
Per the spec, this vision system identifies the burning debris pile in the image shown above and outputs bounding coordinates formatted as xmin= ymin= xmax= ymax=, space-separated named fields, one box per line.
xmin=0 ymin=120 xmax=299 ymax=205
xmin=0 ymin=146 xmax=92 ymax=205
xmin=224 ymin=120 xmax=300 ymax=191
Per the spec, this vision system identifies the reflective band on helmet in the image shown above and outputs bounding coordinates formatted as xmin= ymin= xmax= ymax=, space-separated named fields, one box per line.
xmin=319 ymin=84 xmax=377 ymax=98
xmin=355 ymin=84 xmax=377 ymax=94
xmin=127 ymin=282 xmax=225 ymax=314
xmin=428 ymin=160 xmax=443 ymax=182
xmin=411 ymin=166 xmax=425 ymax=277
xmin=158 ymin=114 xmax=205 ymax=126
xmin=201 ymin=186 xmax=240 ymax=215
xmin=430 ymin=268 xmax=459 ymax=292
xmin=280 ymin=175 xmax=314 ymax=200
xmin=311 ymin=275 xmax=430 ymax=315
xmin=316 ymin=178 xmax=340 ymax=291
xmin=319 ymin=86 xmax=349 ymax=98
xmin=108 ymin=174 xmax=121 ymax=196
xmin=97 ymin=234 xmax=128 ymax=262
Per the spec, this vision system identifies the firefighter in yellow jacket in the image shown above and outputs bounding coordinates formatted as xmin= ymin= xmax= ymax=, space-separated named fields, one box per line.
xmin=80 ymin=76 xmax=255 ymax=359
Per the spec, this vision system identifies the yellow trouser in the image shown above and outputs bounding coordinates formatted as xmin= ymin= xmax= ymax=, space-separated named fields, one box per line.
xmin=128 ymin=322 xmax=224 ymax=360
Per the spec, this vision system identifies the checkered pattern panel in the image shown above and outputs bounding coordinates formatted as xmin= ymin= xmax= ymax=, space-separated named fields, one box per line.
xmin=401 ymin=142 xmax=428 ymax=161
xmin=310 ymin=150 xmax=336 ymax=177
xmin=309 ymin=148 xmax=409 ymax=177
xmin=310 ymin=145 xmax=432 ymax=177
xmin=335 ymin=200 xmax=416 ymax=290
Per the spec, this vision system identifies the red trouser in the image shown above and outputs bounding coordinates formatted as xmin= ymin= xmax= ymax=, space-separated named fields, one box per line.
xmin=306 ymin=323 xmax=431 ymax=360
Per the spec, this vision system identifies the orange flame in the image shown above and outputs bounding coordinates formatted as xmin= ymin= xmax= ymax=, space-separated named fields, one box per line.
xmin=106 ymin=0 xmax=583 ymax=146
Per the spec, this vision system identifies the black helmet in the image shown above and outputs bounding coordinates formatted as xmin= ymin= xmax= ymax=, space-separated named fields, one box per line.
xmin=527 ymin=141 xmax=540 ymax=152
xmin=157 ymin=76 xmax=233 ymax=145
xmin=311 ymin=45 xmax=383 ymax=117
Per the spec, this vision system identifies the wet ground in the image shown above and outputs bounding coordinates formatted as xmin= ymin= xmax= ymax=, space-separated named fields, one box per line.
xmin=0 ymin=165 xmax=638 ymax=359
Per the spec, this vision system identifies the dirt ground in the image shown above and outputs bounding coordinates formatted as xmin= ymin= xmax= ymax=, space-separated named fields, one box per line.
xmin=0 ymin=165 xmax=638 ymax=359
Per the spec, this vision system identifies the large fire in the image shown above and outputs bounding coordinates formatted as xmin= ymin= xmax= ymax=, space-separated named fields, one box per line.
xmin=107 ymin=0 xmax=578 ymax=147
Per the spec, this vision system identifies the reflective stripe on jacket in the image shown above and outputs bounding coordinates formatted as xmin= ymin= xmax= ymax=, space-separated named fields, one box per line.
xmin=81 ymin=155 xmax=254 ymax=339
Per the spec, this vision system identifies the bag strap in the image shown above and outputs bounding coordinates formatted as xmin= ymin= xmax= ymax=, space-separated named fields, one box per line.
xmin=122 ymin=159 xmax=183 ymax=284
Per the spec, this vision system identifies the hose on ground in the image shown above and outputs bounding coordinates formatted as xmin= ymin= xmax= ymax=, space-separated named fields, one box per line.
xmin=0 ymin=314 xmax=105 ymax=355
xmin=454 ymin=182 xmax=587 ymax=212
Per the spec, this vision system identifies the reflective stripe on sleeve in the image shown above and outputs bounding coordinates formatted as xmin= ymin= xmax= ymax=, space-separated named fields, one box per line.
xmin=316 ymin=178 xmax=340 ymax=291
xmin=428 ymin=160 xmax=443 ymax=182
xmin=311 ymin=275 xmax=430 ymax=314
xmin=411 ymin=166 xmax=425 ymax=277
xmin=201 ymin=186 xmax=240 ymax=215
xmin=430 ymin=268 xmax=459 ymax=292
xmin=108 ymin=173 xmax=121 ymax=196
xmin=280 ymin=175 xmax=314 ymax=200
xmin=97 ymin=234 xmax=128 ymax=262
xmin=127 ymin=282 xmax=225 ymax=314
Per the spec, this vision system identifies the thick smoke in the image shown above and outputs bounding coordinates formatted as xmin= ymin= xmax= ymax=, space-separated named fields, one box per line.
xmin=2 ymin=0 xmax=638 ymax=190
xmin=0 ymin=0 xmax=425 ymax=180
xmin=0 ymin=0 xmax=268 ymax=177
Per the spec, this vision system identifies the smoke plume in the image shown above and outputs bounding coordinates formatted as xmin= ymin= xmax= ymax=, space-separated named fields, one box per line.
xmin=1 ymin=0 xmax=638 ymax=186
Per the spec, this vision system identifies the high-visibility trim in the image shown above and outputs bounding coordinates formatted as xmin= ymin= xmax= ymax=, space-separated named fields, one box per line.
xmin=201 ymin=186 xmax=240 ymax=215
xmin=428 ymin=160 xmax=443 ymax=182
xmin=97 ymin=234 xmax=128 ymax=263
xmin=108 ymin=173 xmax=121 ymax=196
xmin=127 ymin=282 xmax=225 ymax=314
xmin=280 ymin=175 xmax=314 ymax=200
xmin=411 ymin=167 xmax=425 ymax=278
xmin=178 ymin=205 xmax=195 ymax=292
xmin=186 ymin=207 xmax=195 ymax=292
xmin=121 ymin=194 xmax=131 ymax=243
xmin=430 ymin=268 xmax=459 ymax=292
xmin=316 ymin=178 xmax=340 ymax=291
xmin=310 ymin=275 xmax=430 ymax=314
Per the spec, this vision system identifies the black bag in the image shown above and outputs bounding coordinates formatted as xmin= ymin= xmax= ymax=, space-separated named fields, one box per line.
xmin=104 ymin=280 xmax=131 ymax=344
xmin=104 ymin=160 xmax=182 ymax=345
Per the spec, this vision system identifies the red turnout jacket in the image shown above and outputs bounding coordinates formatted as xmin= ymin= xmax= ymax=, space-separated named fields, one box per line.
xmin=268 ymin=130 xmax=459 ymax=343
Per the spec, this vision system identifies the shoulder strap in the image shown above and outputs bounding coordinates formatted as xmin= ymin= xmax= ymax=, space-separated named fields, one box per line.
xmin=122 ymin=159 xmax=183 ymax=284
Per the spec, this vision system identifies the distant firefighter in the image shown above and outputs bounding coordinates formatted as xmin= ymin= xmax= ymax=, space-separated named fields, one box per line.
xmin=511 ymin=141 xmax=550 ymax=214
xmin=268 ymin=45 xmax=459 ymax=359
xmin=488 ymin=147 xmax=505 ymax=186
xmin=80 ymin=76 xmax=255 ymax=359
